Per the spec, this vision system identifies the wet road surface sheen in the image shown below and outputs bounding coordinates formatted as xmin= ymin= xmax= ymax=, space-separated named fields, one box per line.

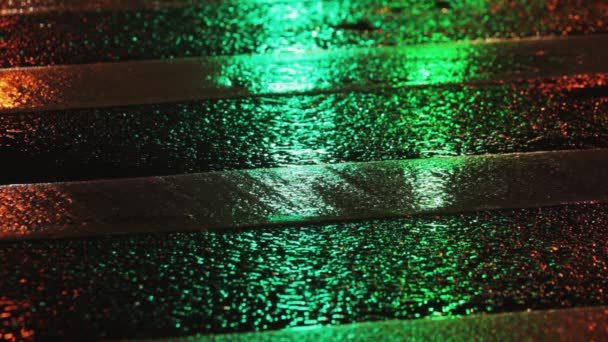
xmin=0 ymin=204 xmax=606 ymax=339
xmin=1 ymin=149 xmax=608 ymax=240
xmin=0 ymin=0 xmax=198 ymax=15
xmin=0 ymin=0 xmax=605 ymax=67
xmin=0 ymin=74 xmax=606 ymax=185
xmin=1 ymin=34 xmax=607 ymax=113
xmin=0 ymin=1 xmax=607 ymax=340
xmin=206 ymin=306 xmax=608 ymax=341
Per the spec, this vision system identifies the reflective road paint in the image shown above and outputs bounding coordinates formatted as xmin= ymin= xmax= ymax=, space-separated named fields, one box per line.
xmin=0 ymin=34 xmax=607 ymax=114
xmin=200 ymin=306 xmax=608 ymax=342
xmin=1 ymin=73 xmax=606 ymax=186
xmin=2 ymin=149 xmax=608 ymax=240
xmin=0 ymin=0 xmax=200 ymax=15
xmin=0 ymin=0 xmax=326 ymax=15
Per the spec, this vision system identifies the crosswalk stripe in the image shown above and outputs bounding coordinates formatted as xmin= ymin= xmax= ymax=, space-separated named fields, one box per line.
xmin=2 ymin=148 xmax=608 ymax=240
xmin=193 ymin=306 xmax=608 ymax=342
xmin=0 ymin=0 xmax=237 ymax=15
xmin=1 ymin=34 xmax=607 ymax=114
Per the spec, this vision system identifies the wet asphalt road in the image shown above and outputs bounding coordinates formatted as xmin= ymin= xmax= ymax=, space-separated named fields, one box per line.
xmin=1 ymin=204 xmax=607 ymax=339
xmin=2 ymin=149 xmax=608 ymax=241
xmin=1 ymin=75 xmax=607 ymax=185
xmin=0 ymin=0 xmax=607 ymax=340
xmin=1 ymin=0 xmax=605 ymax=67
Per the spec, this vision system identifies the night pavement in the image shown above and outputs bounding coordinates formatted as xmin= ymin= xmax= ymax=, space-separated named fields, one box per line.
xmin=1 ymin=205 xmax=607 ymax=339
xmin=0 ymin=0 xmax=607 ymax=340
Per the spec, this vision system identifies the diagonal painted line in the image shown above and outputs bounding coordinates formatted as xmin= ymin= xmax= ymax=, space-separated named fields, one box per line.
xmin=0 ymin=0 xmax=297 ymax=15
xmin=0 ymin=0 xmax=185 ymax=15
xmin=179 ymin=306 xmax=608 ymax=341
xmin=0 ymin=34 xmax=607 ymax=114
xmin=186 ymin=306 xmax=608 ymax=342
xmin=1 ymin=148 xmax=608 ymax=241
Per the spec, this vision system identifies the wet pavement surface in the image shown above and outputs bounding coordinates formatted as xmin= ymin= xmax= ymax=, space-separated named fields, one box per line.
xmin=1 ymin=0 xmax=608 ymax=340
xmin=3 ymin=34 xmax=607 ymax=114
xmin=0 ymin=204 xmax=607 ymax=339
xmin=1 ymin=74 xmax=607 ymax=185
xmin=210 ymin=306 xmax=608 ymax=341
xmin=0 ymin=0 xmax=606 ymax=67
xmin=2 ymin=149 xmax=608 ymax=240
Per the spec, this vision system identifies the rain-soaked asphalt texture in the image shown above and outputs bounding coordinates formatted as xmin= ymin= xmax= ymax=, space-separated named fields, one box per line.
xmin=0 ymin=0 xmax=606 ymax=67
xmin=1 ymin=1 xmax=608 ymax=340
xmin=0 ymin=203 xmax=607 ymax=340
xmin=0 ymin=74 xmax=607 ymax=185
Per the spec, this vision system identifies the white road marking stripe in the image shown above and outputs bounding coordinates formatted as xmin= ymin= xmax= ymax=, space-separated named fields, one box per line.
xmin=1 ymin=149 xmax=608 ymax=240
xmin=0 ymin=0 xmax=291 ymax=15
xmin=0 ymin=34 xmax=607 ymax=114
xmin=194 ymin=306 xmax=608 ymax=341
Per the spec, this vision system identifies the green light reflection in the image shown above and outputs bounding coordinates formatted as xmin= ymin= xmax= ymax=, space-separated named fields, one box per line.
xmin=217 ymin=39 xmax=480 ymax=94
xmin=405 ymin=157 xmax=465 ymax=211
xmin=213 ymin=39 xmax=481 ymax=170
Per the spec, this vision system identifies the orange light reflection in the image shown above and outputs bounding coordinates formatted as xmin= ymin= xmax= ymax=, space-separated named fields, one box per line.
xmin=0 ymin=185 xmax=76 ymax=239
xmin=0 ymin=299 xmax=34 ymax=342
xmin=0 ymin=71 xmax=56 ymax=111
